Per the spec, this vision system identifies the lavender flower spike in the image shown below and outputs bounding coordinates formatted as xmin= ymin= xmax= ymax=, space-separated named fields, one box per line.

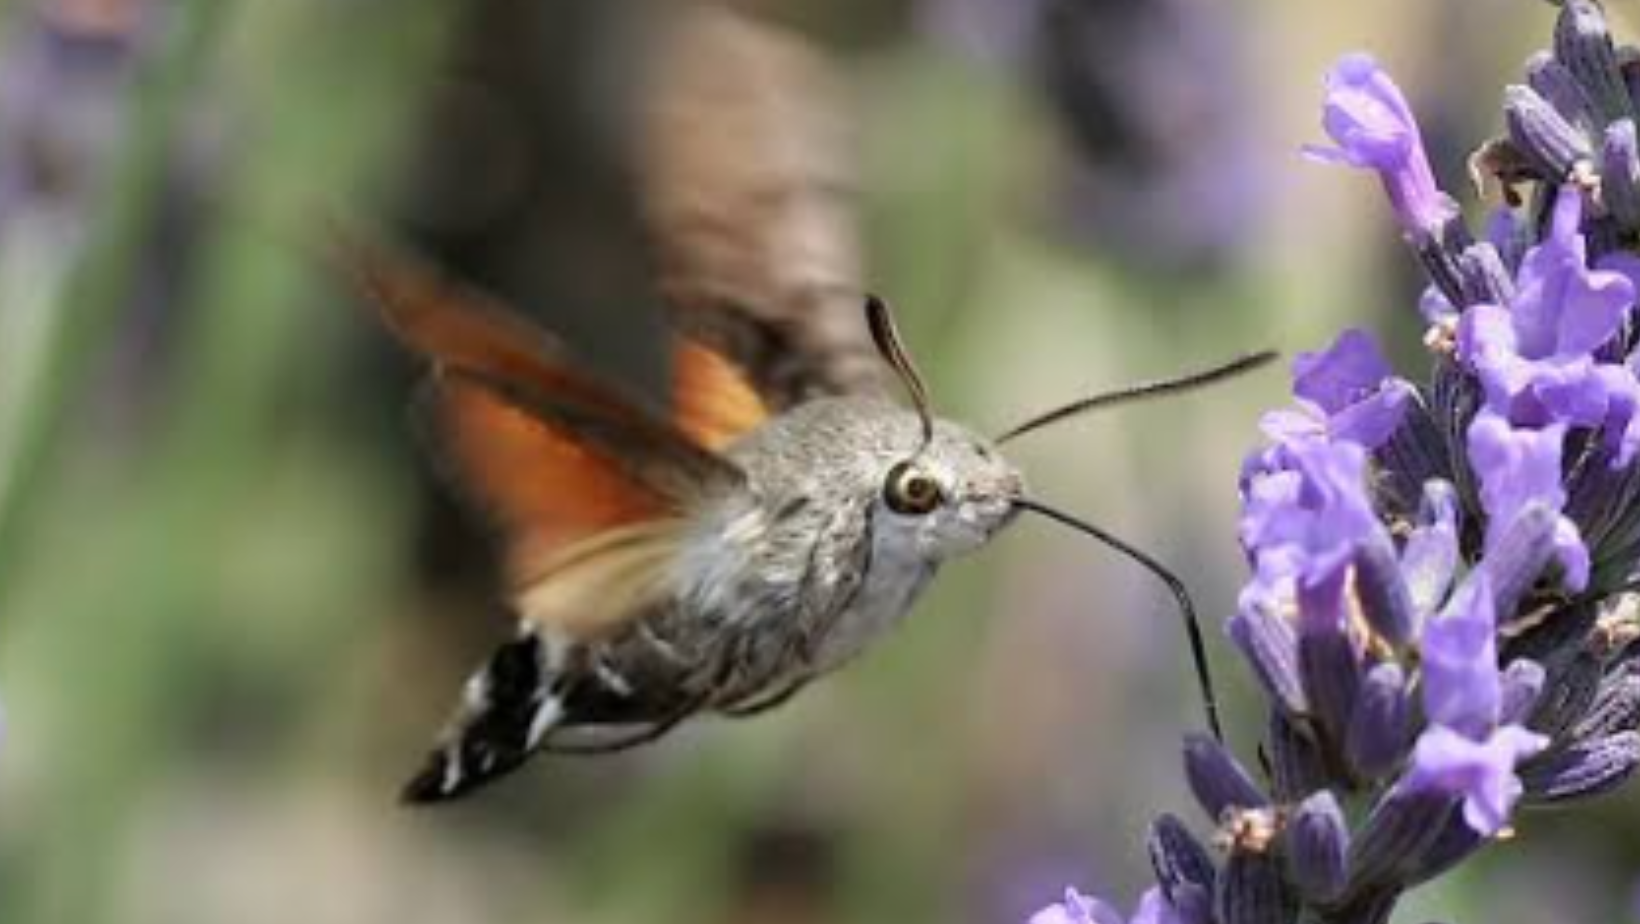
xmin=1031 ymin=5 xmax=1640 ymax=921
xmin=1305 ymin=53 xmax=1457 ymax=240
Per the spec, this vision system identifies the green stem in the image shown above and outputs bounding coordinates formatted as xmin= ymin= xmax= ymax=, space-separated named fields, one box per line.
xmin=0 ymin=0 xmax=229 ymax=595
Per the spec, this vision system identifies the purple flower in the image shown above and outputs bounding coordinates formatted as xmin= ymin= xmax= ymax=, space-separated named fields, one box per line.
xmin=1305 ymin=53 xmax=1458 ymax=238
xmin=1457 ymin=189 xmax=1640 ymax=461
xmin=1239 ymin=439 xmax=1380 ymax=587
xmin=1027 ymin=888 xmax=1179 ymax=924
xmin=1259 ymin=329 xmax=1414 ymax=450
xmin=1034 ymin=5 xmax=1640 ymax=922
xmin=1405 ymin=724 xmax=1548 ymax=836
xmin=1238 ymin=441 xmax=1390 ymax=660
xmin=1466 ymin=412 xmax=1589 ymax=591
xmin=1421 ymin=574 xmax=1503 ymax=737
xmin=1410 ymin=572 xmax=1549 ymax=836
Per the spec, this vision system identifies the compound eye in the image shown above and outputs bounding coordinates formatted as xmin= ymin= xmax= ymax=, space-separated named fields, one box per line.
xmin=883 ymin=460 xmax=943 ymax=516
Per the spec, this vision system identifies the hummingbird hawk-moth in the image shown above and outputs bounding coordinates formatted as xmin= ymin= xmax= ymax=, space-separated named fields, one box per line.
xmin=342 ymin=8 xmax=1272 ymax=803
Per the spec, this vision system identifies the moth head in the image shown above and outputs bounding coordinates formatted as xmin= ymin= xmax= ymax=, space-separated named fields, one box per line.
xmin=870 ymin=421 xmax=1025 ymax=560
xmin=863 ymin=297 xmax=1023 ymax=560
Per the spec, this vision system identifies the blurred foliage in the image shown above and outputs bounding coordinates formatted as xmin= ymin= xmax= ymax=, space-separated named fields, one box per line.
xmin=0 ymin=1 xmax=1633 ymax=924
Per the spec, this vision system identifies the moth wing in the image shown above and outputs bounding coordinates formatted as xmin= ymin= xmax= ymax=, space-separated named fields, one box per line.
xmin=670 ymin=338 xmax=769 ymax=451
xmin=421 ymin=375 xmax=677 ymax=585
xmin=511 ymin=520 xmax=686 ymax=640
xmin=339 ymin=234 xmax=740 ymax=634
xmin=639 ymin=7 xmax=890 ymax=411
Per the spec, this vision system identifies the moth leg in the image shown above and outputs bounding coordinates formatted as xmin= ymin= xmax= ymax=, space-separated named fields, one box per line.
xmin=538 ymin=704 xmax=700 ymax=755
xmin=633 ymin=618 xmax=690 ymax=669
xmin=718 ymin=678 xmax=811 ymax=718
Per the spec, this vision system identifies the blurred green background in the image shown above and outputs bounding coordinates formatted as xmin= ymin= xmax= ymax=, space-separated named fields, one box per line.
xmin=0 ymin=0 xmax=1633 ymax=922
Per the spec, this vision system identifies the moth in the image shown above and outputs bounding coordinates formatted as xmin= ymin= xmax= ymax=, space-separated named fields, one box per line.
xmin=343 ymin=8 xmax=1272 ymax=803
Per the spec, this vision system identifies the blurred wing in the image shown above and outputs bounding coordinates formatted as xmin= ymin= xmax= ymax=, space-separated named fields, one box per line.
xmin=671 ymin=338 xmax=769 ymax=451
xmin=639 ymin=7 xmax=890 ymax=411
xmin=423 ymin=375 xmax=672 ymax=582
xmin=338 ymin=234 xmax=742 ymax=602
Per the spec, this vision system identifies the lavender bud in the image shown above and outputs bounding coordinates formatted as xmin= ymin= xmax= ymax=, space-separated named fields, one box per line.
xmin=1375 ymin=404 xmax=1452 ymax=521
xmin=1299 ymin=626 xmax=1362 ymax=744
xmin=1354 ymin=535 xmax=1416 ymax=648
xmin=1411 ymin=218 xmax=1472 ymax=307
xmin=1347 ymin=662 xmax=1412 ymax=779
xmin=1347 ymin=786 xmax=1454 ymax=891
xmin=1528 ymin=650 xmax=1604 ymax=739
xmin=1555 ymin=0 xmax=1633 ymax=125
xmin=1401 ymin=481 xmax=1461 ymax=616
xmin=1286 ymin=790 xmax=1349 ymax=903
xmin=1267 ymin=710 xmax=1331 ymax=802
xmin=1601 ymin=119 xmax=1640 ymax=226
xmin=1149 ymin=813 xmax=1217 ymax=919
xmin=1401 ymin=814 xmax=1486 ymax=888
xmin=1482 ymin=503 xmax=1562 ymax=621
xmin=1499 ymin=658 xmax=1548 ymax=727
xmin=1456 ymin=241 xmax=1515 ymax=306
xmin=1571 ymin=661 xmax=1640 ymax=739
xmin=1185 ymin=734 xmax=1270 ymax=821
xmin=1505 ymin=83 xmax=1594 ymax=179
xmin=1565 ymin=440 xmax=1640 ymax=545
xmin=1217 ymin=851 xmax=1300 ymax=924
xmin=1527 ymin=51 xmax=1600 ymax=133
xmin=1521 ymin=731 xmax=1640 ymax=802
xmin=1230 ymin=609 xmax=1307 ymax=716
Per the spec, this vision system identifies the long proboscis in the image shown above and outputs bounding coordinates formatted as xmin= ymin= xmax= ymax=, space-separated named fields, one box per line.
xmin=996 ymin=350 xmax=1279 ymax=445
xmin=1015 ymin=498 xmax=1224 ymax=743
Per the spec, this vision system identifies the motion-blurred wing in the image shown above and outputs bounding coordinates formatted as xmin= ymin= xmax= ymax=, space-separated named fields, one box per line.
xmin=639 ymin=7 xmax=890 ymax=413
xmin=338 ymin=234 xmax=740 ymax=601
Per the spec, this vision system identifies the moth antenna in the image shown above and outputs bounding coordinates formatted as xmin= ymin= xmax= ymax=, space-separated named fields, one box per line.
xmin=864 ymin=295 xmax=935 ymax=447
xmin=1014 ymin=498 xmax=1225 ymax=743
xmin=995 ymin=350 xmax=1278 ymax=445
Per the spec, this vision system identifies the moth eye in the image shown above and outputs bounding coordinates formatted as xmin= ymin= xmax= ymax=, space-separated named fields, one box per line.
xmin=883 ymin=460 xmax=942 ymax=516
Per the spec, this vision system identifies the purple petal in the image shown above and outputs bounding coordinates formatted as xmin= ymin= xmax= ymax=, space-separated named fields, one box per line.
xmin=1293 ymin=329 xmax=1394 ymax=413
xmin=1419 ymin=283 xmax=1458 ymax=324
xmin=1406 ymin=724 xmax=1549 ymax=836
xmin=1328 ymin=380 xmax=1414 ymax=449
xmin=1312 ymin=54 xmax=1417 ymax=169
xmin=1466 ymin=412 xmax=1591 ymax=591
xmin=1308 ymin=53 xmax=1455 ymax=236
xmin=1554 ymin=259 xmax=1633 ymax=357
xmin=1030 ymin=888 xmax=1124 ymax=924
xmin=1421 ymin=572 xmax=1501 ymax=737
xmin=1130 ymin=888 xmax=1183 ymax=924
xmin=1466 ymin=413 xmax=1567 ymax=540
xmin=1239 ymin=439 xmax=1381 ymax=581
xmin=1400 ymin=480 xmax=1460 ymax=615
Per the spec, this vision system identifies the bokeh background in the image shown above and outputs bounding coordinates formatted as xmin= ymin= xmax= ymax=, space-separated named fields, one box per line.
xmin=0 ymin=0 xmax=1632 ymax=922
